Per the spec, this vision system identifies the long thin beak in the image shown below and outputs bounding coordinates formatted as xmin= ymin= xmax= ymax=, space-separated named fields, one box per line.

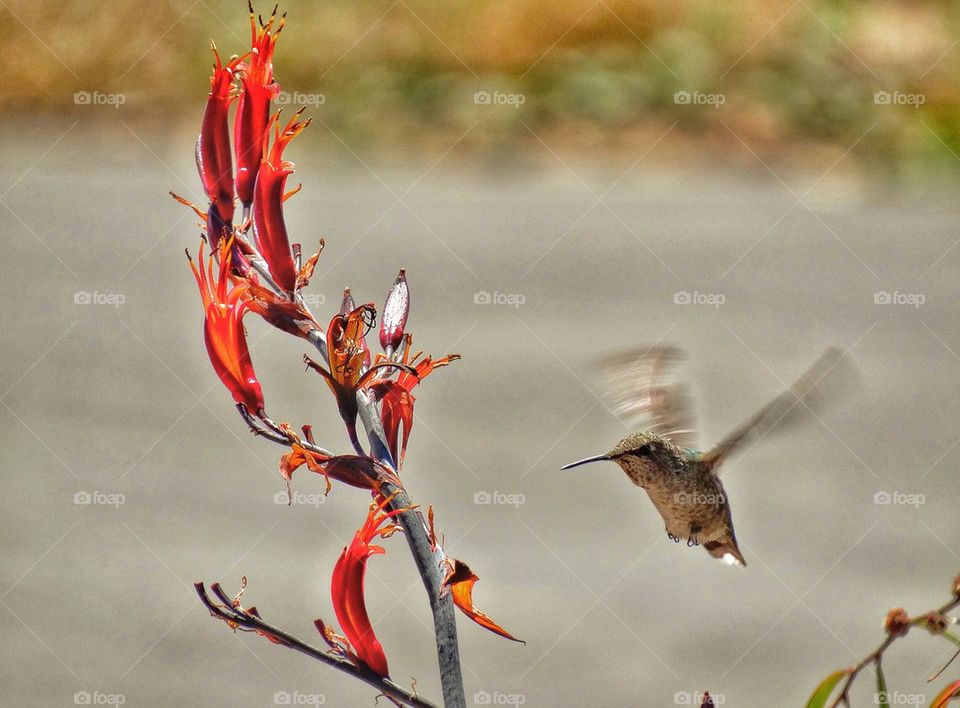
xmin=561 ymin=454 xmax=610 ymax=470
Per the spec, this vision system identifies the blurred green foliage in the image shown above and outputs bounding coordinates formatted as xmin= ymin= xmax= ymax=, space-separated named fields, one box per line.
xmin=4 ymin=0 xmax=960 ymax=170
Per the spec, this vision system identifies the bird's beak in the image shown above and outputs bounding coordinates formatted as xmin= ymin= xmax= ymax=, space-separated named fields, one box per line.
xmin=561 ymin=454 xmax=611 ymax=470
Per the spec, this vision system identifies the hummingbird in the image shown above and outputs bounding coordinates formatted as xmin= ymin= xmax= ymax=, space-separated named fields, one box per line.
xmin=562 ymin=347 xmax=857 ymax=567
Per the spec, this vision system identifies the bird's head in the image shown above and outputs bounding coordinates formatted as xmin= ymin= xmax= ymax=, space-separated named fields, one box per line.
xmin=561 ymin=431 xmax=680 ymax=470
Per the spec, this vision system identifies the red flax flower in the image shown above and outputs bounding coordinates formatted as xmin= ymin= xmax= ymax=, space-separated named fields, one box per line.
xmin=188 ymin=239 xmax=264 ymax=414
xmin=325 ymin=495 xmax=406 ymax=677
xmin=304 ymin=304 xmax=414 ymax=451
xmin=170 ymin=193 xmax=253 ymax=275
xmin=277 ymin=426 xmax=400 ymax=496
xmin=369 ymin=334 xmax=460 ymax=469
xmin=234 ymin=1 xmax=284 ymax=211
xmin=243 ymin=236 xmax=322 ymax=339
xmin=339 ymin=288 xmax=371 ymax=368
xmin=279 ymin=446 xmax=398 ymax=495
xmin=196 ymin=46 xmax=240 ymax=243
xmin=251 ymin=110 xmax=310 ymax=294
xmin=443 ymin=559 xmax=523 ymax=643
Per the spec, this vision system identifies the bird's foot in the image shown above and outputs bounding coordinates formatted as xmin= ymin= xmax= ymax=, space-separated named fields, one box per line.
xmin=687 ymin=536 xmax=700 ymax=547
xmin=667 ymin=532 xmax=681 ymax=543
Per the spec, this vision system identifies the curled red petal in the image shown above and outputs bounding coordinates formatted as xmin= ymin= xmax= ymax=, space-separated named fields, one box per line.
xmin=444 ymin=559 xmax=523 ymax=644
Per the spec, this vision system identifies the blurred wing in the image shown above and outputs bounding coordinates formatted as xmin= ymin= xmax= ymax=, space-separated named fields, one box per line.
xmin=703 ymin=347 xmax=859 ymax=468
xmin=600 ymin=346 xmax=699 ymax=449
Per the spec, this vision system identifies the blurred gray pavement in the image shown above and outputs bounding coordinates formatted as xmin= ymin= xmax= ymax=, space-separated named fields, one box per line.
xmin=1 ymin=116 xmax=958 ymax=706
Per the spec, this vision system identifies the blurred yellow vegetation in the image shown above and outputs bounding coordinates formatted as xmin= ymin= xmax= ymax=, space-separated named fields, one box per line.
xmin=4 ymin=0 xmax=960 ymax=169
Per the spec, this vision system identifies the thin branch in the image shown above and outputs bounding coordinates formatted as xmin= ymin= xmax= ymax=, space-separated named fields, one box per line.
xmin=186 ymin=12 xmax=465 ymax=703
xmin=237 ymin=404 xmax=291 ymax=444
xmin=301 ymin=329 xmax=467 ymax=706
xmin=378 ymin=477 xmax=464 ymax=707
xmin=827 ymin=589 xmax=960 ymax=707
xmin=233 ymin=224 xmax=285 ymax=296
xmin=195 ymin=582 xmax=435 ymax=708
xmin=225 ymin=326 xmax=466 ymax=706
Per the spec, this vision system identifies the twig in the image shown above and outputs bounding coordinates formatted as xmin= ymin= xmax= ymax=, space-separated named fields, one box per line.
xmin=313 ymin=332 xmax=466 ymax=706
xmin=195 ymin=582 xmax=435 ymax=708
xmin=827 ymin=591 xmax=960 ymax=707
xmin=220 ymin=327 xmax=466 ymax=707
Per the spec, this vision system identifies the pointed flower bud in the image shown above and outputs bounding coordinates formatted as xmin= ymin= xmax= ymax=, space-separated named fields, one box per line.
xmin=379 ymin=269 xmax=409 ymax=356
xmin=196 ymin=47 xmax=240 ymax=231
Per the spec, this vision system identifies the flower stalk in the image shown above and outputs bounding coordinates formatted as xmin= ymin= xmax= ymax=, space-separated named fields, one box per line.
xmin=175 ymin=6 xmax=533 ymax=707
xmin=807 ymin=574 xmax=960 ymax=708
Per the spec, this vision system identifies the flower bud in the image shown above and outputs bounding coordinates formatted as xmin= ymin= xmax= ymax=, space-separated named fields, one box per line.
xmin=379 ymin=269 xmax=409 ymax=356
xmin=884 ymin=607 xmax=910 ymax=636
xmin=925 ymin=612 xmax=948 ymax=634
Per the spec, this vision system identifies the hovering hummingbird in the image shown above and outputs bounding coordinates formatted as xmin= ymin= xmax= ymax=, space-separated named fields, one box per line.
xmin=562 ymin=347 xmax=857 ymax=567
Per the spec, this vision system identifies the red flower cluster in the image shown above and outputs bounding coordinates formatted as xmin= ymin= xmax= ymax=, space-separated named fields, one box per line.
xmin=316 ymin=499 xmax=522 ymax=679
xmin=177 ymin=2 xmax=323 ymax=417
xmin=183 ymin=5 xmax=521 ymax=694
